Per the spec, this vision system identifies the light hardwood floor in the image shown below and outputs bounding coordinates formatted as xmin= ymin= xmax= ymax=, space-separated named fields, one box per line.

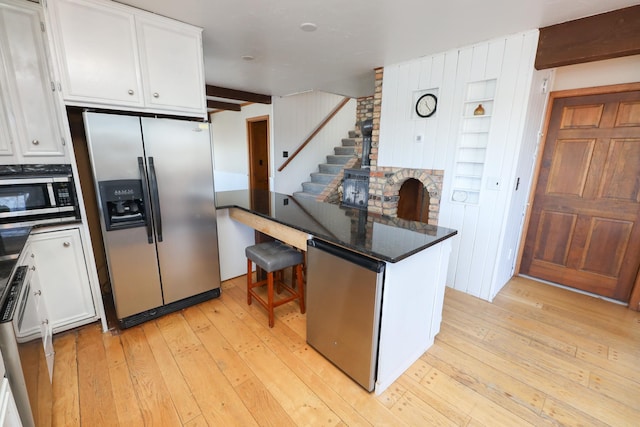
xmin=50 ymin=275 xmax=640 ymax=426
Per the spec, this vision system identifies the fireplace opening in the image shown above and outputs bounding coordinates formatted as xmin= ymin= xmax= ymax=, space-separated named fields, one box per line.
xmin=397 ymin=178 xmax=430 ymax=222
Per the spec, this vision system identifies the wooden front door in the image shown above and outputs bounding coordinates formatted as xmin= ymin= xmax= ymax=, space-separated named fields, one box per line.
xmin=521 ymin=89 xmax=640 ymax=302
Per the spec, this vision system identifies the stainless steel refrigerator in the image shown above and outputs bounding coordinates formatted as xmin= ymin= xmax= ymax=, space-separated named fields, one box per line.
xmin=83 ymin=112 xmax=221 ymax=328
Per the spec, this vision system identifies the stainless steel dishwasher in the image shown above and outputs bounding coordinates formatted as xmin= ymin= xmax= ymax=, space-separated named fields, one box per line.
xmin=306 ymin=239 xmax=385 ymax=391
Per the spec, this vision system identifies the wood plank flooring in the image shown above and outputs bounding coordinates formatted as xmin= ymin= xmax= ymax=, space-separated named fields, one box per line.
xmin=51 ymin=275 xmax=640 ymax=426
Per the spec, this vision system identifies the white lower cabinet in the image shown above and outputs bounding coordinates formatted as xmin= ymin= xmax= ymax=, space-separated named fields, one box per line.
xmin=27 ymin=227 xmax=97 ymax=334
xmin=0 ymin=377 xmax=21 ymax=427
xmin=14 ymin=245 xmax=54 ymax=380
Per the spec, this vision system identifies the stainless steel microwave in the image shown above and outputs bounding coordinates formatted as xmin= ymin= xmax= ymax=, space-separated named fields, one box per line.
xmin=0 ymin=166 xmax=80 ymax=228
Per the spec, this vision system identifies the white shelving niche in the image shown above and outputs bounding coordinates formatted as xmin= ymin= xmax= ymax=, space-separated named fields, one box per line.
xmin=451 ymin=79 xmax=497 ymax=204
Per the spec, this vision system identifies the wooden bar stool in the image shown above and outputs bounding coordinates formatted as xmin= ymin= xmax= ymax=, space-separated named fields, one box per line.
xmin=245 ymin=241 xmax=305 ymax=327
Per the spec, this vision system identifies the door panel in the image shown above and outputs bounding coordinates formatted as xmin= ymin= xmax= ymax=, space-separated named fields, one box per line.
xmin=600 ymin=138 xmax=640 ymax=201
xmin=141 ymin=117 xmax=220 ymax=304
xmin=83 ymin=112 xmax=163 ymax=318
xmin=546 ymin=139 xmax=594 ymax=196
xmin=521 ymin=90 xmax=640 ymax=302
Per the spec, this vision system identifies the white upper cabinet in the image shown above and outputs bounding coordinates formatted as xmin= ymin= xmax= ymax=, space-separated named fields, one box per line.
xmin=0 ymin=81 xmax=13 ymax=157
xmin=0 ymin=0 xmax=67 ymax=163
xmin=46 ymin=0 xmax=207 ymax=117
xmin=136 ymin=15 xmax=206 ymax=114
xmin=49 ymin=0 xmax=143 ymax=107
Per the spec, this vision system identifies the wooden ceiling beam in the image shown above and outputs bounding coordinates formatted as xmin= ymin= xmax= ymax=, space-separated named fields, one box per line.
xmin=535 ymin=5 xmax=640 ymax=70
xmin=206 ymin=85 xmax=272 ymax=104
xmin=206 ymin=99 xmax=242 ymax=111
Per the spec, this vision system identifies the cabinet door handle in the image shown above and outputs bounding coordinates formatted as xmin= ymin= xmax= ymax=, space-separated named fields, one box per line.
xmin=32 ymin=139 xmax=40 ymax=145
xmin=30 ymin=266 xmax=36 ymax=271
xmin=128 ymin=89 xmax=135 ymax=95
xmin=34 ymin=290 xmax=42 ymax=296
xmin=42 ymin=319 xmax=49 ymax=325
xmin=63 ymin=241 xmax=71 ymax=247
xmin=153 ymin=92 xmax=159 ymax=98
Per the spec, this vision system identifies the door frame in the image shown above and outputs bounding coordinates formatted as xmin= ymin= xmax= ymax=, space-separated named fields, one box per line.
xmin=516 ymin=81 xmax=640 ymax=310
xmin=246 ymin=115 xmax=270 ymax=192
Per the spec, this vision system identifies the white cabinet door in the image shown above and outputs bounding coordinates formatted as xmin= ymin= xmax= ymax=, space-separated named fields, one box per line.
xmin=0 ymin=0 xmax=66 ymax=162
xmin=0 ymin=80 xmax=13 ymax=157
xmin=47 ymin=0 xmax=206 ymax=117
xmin=136 ymin=15 xmax=206 ymax=114
xmin=14 ymin=248 xmax=55 ymax=380
xmin=49 ymin=0 xmax=143 ymax=107
xmin=0 ymin=377 xmax=22 ymax=427
xmin=28 ymin=228 xmax=96 ymax=333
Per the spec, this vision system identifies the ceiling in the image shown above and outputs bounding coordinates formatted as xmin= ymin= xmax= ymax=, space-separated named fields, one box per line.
xmin=118 ymin=0 xmax=638 ymax=99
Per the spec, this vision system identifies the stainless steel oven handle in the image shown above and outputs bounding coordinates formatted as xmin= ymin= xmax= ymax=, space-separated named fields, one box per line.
xmin=0 ymin=177 xmax=55 ymax=185
xmin=0 ymin=206 xmax=75 ymax=218
xmin=148 ymin=157 xmax=163 ymax=243
xmin=16 ymin=268 xmax=34 ymax=332
xmin=138 ymin=157 xmax=154 ymax=244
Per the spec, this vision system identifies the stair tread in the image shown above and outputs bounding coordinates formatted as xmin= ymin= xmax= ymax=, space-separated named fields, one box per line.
xmin=293 ymin=191 xmax=318 ymax=199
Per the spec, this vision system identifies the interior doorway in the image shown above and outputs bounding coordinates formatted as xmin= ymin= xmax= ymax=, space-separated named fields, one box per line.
xmin=246 ymin=115 xmax=271 ymax=258
xmin=520 ymin=86 xmax=640 ymax=303
xmin=247 ymin=116 xmax=270 ymax=192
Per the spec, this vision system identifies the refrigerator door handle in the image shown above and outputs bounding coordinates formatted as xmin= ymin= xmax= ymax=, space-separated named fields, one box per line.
xmin=148 ymin=156 xmax=163 ymax=242
xmin=138 ymin=157 xmax=154 ymax=244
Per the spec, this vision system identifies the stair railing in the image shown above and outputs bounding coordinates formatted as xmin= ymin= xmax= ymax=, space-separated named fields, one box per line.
xmin=277 ymin=97 xmax=351 ymax=172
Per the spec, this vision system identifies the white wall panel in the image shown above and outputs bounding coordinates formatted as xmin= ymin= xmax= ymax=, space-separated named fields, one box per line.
xmin=272 ymin=91 xmax=356 ymax=195
xmin=552 ymin=54 xmax=640 ymax=91
xmin=216 ymin=209 xmax=255 ymax=281
xmin=378 ymin=30 xmax=543 ymax=301
xmin=490 ymin=67 xmax=553 ymax=299
xmin=210 ymin=103 xmax=272 ymax=191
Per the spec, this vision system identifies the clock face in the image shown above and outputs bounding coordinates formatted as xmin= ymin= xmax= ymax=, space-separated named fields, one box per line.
xmin=416 ymin=93 xmax=437 ymax=118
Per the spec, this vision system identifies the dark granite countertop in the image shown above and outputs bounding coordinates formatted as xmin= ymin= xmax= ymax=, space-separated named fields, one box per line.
xmin=215 ymin=190 xmax=457 ymax=263
xmin=0 ymin=227 xmax=31 ymax=308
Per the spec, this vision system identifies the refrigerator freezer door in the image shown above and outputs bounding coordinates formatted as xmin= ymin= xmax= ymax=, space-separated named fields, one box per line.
xmin=83 ymin=112 xmax=163 ymax=319
xmin=141 ymin=117 xmax=221 ymax=304
xmin=306 ymin=240 xmax=385 ymax=391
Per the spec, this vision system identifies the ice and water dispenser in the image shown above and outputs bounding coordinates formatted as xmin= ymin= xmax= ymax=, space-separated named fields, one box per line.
xmin=98 ymin=180 xmax=148 ymax=231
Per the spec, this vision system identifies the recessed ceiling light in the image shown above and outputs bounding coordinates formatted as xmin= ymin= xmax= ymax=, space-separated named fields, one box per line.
xmin=300 ymin=22 xmax=318 ymax=32
xmin=241 ymin=55 xmax=255 ymax=61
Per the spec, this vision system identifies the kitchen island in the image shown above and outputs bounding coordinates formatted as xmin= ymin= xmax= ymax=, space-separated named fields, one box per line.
xmin=215 ymin=190 xmax=457 ymax=394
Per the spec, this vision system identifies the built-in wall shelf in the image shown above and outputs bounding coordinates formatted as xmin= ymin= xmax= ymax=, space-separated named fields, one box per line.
xmin=451 ymin=79 xmax=497 ymax=204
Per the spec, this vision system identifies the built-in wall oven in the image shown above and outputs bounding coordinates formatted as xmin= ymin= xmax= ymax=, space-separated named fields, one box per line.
xmin=0 ymin=164 xmax=80 ymax=229
xmin=0 ymin=165 xmax=73 ymax=426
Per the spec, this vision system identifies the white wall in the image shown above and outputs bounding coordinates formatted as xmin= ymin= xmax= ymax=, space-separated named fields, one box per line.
xmin=378 ymin=30 xmax=545 ymax=300
xmin=210 ymin=103 xmax=273 ymax=191
xmin=210 ymin=103 xmax=271 ymax=279
xmin=272 ymin=91 xmax=356 ymax=195
xmin=552 ymin=55 xmax=640 ymax=91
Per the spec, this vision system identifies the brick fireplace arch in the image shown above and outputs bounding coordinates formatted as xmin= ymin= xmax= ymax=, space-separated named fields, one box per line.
xmin=368 ymin=167 xmax=443 ymax=225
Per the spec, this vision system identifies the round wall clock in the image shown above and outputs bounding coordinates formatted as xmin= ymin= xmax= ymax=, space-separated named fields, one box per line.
xmin=415 ymin=93 xmax=437 ymax=118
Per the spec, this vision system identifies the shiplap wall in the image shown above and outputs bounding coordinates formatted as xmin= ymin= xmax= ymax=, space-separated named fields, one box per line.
xmin=273 ymin=91 xmax=356 ymax=195
xmin=379 ymin=30 xmax=548 ymax=300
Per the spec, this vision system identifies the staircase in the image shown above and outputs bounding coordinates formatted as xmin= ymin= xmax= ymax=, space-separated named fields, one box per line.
xmin=293 ymin=130 xmax=361 ymax=199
